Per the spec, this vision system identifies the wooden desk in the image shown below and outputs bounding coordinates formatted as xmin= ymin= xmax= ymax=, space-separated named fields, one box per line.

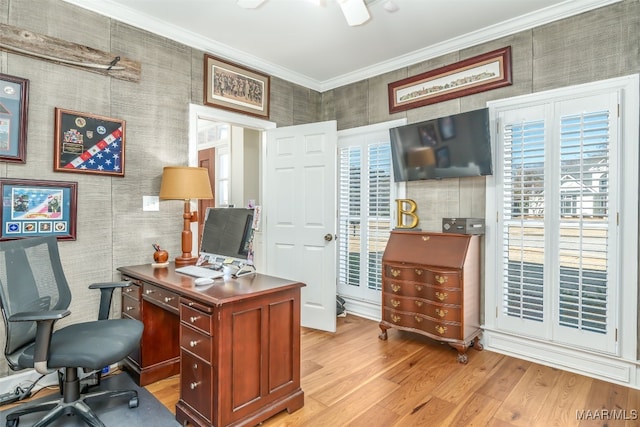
xmin=117 ymin=263 xmax=304 ymax=427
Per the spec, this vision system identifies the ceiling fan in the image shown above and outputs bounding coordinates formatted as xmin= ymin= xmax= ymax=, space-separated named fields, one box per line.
xmin=236 ymin=0 xmax=399 ymax=27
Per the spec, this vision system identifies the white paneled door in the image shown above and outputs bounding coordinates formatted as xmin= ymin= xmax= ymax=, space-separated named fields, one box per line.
xmin=265 ymin=121 xmax=337 ymax=332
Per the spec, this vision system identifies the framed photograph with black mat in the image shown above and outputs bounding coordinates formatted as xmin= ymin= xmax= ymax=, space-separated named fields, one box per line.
xmin=0 ymin=178 xmax=77 ymax=241
xmin=0 ymin=373 xmax=181 ymax=427
xmin=54 ymin=107 xmax=126 ymax=177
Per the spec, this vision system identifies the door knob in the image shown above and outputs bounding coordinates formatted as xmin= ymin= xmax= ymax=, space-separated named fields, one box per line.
xmin=324 ymin=233 xmax=334 ymax=242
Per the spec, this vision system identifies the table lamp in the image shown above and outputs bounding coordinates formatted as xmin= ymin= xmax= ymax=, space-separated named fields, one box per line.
xmin=159 ymin=166 xmax=213 ymax=266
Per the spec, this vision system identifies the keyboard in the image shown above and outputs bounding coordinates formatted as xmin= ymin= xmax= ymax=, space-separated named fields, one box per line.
xmin=175 ymin=265 xmax=224 ymax=279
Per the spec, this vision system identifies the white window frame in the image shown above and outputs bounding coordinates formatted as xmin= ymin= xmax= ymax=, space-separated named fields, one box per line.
xmin=485 ymin=75 xmax=639 ymax=364
xmin=336 ymin=119 xmax=406 ymax=320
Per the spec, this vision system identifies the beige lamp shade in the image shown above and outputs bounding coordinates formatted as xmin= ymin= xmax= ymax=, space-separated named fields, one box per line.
xmin=159 ymin=166 xmax=213 ymax=200
xmin=406 ymin=147 xmax=436 ymax=167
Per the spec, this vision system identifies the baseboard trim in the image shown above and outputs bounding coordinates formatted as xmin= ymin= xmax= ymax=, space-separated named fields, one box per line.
xmin=483 ymin=329 xmax=639 ymax=389
xmin=338 ymin=296 xmax=381 ymax=322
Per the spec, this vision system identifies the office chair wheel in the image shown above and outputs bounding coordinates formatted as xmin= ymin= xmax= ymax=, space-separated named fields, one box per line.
xmin=129 ymin=396 xmax=139 ymax=408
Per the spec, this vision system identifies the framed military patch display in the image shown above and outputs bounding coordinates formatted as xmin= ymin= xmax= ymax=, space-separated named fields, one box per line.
xmin=54 ymin=108 xmax=126 ymax=177
xmin=0 ymin=178 xmax=77 ymax=241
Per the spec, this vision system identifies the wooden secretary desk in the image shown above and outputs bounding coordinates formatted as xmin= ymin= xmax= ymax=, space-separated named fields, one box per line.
xmin=117 ymin=263 xmax=304 ymax=427
xmin=378 ymin=231 xmax=483 ymax=363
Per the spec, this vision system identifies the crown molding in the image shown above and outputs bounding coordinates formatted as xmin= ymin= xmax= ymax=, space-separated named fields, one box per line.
xmin=61 ymin=0 xmax=622 ymax=93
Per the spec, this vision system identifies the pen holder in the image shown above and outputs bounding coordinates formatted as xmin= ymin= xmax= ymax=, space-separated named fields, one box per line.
xmin=153 ymin=249 xmax=169 ymax=264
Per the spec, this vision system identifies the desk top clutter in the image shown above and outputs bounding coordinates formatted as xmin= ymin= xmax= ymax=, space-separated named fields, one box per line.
xmin=151 ymin=243 xmax=169 ymax=268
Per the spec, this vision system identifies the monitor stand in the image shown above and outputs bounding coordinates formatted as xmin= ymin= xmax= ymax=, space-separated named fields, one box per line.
xmin=234 ymin=263 xmax=256 ymax=277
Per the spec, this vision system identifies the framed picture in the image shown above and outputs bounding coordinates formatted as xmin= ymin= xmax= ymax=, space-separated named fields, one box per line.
xmin=388 ymin=46 xmax=512 ymax=113
xmin=0 ymin=178 xmax=77 ymax=241
xmin=0 ymin=73 xmax=29 ymax=163
xmin=418 ymin=123 xmax=439 ymax=147
xmin=54 ymin=108 xmax=126 ymax=177
xmin=204 ymin=54 xmax=270 ymax=119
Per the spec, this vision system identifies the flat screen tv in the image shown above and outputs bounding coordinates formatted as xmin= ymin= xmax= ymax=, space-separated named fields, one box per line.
xmin=389 ymin=108 xmax=493 ymax=182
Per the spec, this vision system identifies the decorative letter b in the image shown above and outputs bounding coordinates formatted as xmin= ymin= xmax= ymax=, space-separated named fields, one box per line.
xmin=396 ymin=199 xmax=419 ymax=229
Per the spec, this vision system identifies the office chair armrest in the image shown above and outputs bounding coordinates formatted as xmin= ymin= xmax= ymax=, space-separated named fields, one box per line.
xmin=8 ymin=309 xmax=71 ymax=375
xmin=89 ymin=280 xmax=133 ymax=320
xmin=8 ymin=309 xmax=71 ymax=323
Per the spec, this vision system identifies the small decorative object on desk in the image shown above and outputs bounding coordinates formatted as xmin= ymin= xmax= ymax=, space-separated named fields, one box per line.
xmin=151 ymin=243 xmax=169 ymax=267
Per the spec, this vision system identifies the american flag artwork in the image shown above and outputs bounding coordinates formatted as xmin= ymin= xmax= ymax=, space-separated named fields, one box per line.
xmin=55 ymin=109 xmax=126 ymax=177
xmin=62 ymin=127 xmax=123 ymax=173
xmin=11 ymin=187 xmax=64 ymax=220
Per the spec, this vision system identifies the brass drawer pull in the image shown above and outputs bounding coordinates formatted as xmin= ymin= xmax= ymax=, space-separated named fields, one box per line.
xmin=391 ymin=284 xmax=400 ymax=293
xmin=391 ymin=299 xmax=400 ymax=308
xmin=391 ymin=314 xmax=400 ymax=323
xmin=435 ymin=325 xmax=447 ymax=335
xmin=414 ymin=269 xmax=423 ymax=275
xmin=415 ymin=284 xmax=423 ymax=291
xmin=435 ymin=275 xmax=448 ymax=284
xmin=422 ymin=236 xmax=430 ymax=241
xmin=435 ymin=309 xmax=448 ymax=318
xmin=414 ymin=316 xmax=422 ymax=323
xmin=435 ymin=292 xmax=448 ymax=301
xmin=414 ymin=300 xmax=423 ymax=307
xmin=390 ymin=269 xmax=401 ymax=277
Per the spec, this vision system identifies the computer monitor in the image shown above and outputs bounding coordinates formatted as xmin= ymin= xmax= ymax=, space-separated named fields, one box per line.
xmin=198 ymin=207 xmax=256 ymax=276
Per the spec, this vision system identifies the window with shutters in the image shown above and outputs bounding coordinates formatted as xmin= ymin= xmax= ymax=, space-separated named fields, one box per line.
xmin=487 ymin=76 xmax=638 ymax=356
xmin=337 ymin=123 xmax=401 ymax=305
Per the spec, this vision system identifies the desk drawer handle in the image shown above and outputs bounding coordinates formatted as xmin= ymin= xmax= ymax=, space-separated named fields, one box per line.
xmin=435 ymin=275 xmax=448 ymax=284
xmin=390 ymin=299 xmax=400 ymax=308
xmin=190 ymin=316 xmax=200 ymax=323
xmin=189 ymin=340 xmax=200 ymax=348
xmin=390 ymin=284 xmax=400 ymax=293
xmin=435 ymin=308 xmax=448 ymax=318
xmin=125 ymin=306 xmax=134 ymax=312
xmin=435 ymin=292 xmax=448 ymax=301
xmin=414 ymin=301 xmax=423 ymax=307
xmin=190 ymin=381 xmax=200 ymax=390
xmin=124 ymin=287 xmax=134 ymax=293
xmin=164 ymin=296 xmax=174 ymax=303
xmin=145 ymin=289 xmax=155 ymax=295
xmin=193 ymin=363 xmax=198 ymax=369
xmin=415 ymin=284 xmax=423 ymax=291
xmin=390 ymin=269 xmax=401 ymax=277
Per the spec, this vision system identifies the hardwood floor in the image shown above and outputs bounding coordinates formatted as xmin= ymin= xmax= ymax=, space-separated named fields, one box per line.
xmin=146 ymin=315 xmax=640 ymax=426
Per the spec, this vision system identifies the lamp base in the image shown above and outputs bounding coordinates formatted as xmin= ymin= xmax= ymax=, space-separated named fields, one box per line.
xmin=175 ymin=256 xmax=197 ymax=267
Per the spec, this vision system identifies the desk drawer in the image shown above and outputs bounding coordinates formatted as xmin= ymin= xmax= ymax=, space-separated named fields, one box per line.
xmin=180 ymin=303 xmax=213 ymax=335
xmin=121 ymin=280 xmax=141 ymax=300
xmin=143 ymin=283 xmax=179 ymax=312
xmin=122 ymin=294 xmax=141 ymax=320
xmin=180 ymin=324 xmax=212 ymax=361
xmin=181 ymin=350 xmax=213 ymax=422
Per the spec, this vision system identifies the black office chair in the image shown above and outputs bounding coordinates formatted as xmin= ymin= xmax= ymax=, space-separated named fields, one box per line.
xmin=0 ymin=236 xmax=144 ymax=427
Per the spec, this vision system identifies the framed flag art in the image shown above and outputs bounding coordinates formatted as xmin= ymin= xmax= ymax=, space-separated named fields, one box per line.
xmin=53 ymin=108 xmax=126 ymax=177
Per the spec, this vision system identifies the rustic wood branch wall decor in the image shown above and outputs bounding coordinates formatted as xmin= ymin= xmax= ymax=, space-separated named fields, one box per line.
xmin=0 ymin=23 xmax=141 ymax=83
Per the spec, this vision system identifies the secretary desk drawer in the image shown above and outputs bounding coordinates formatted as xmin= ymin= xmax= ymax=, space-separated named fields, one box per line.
xmin=383 ymin=308 xmax=462 ymax=340
xmin=384 ymin=265 xmax=460 ymax=288
xmin=383 ymin=281 xmax=462 ymax=305
xmin=383 ymin=294 xmax=460 ymax=322
xmin=180 ymin=303 xmax=213 ymax=335
xmin=142 ymin=283 xmax=179 ymax=312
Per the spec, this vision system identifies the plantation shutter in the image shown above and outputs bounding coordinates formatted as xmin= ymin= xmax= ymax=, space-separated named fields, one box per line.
xmin=495 ymin=92 xmax=619 ymax=353
xmin=338 ymin=137 xmax=393 ymax=302
xmin=499 ymin=106 xmax=548 ymax=338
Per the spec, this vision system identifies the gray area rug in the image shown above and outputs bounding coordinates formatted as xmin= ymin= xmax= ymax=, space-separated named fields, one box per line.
xmin=0 ymin=372 xmax=181 ymax=426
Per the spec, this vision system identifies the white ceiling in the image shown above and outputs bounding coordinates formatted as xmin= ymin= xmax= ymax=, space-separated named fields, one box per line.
xmin=62 ymin=0 xmax=619 ymax=91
